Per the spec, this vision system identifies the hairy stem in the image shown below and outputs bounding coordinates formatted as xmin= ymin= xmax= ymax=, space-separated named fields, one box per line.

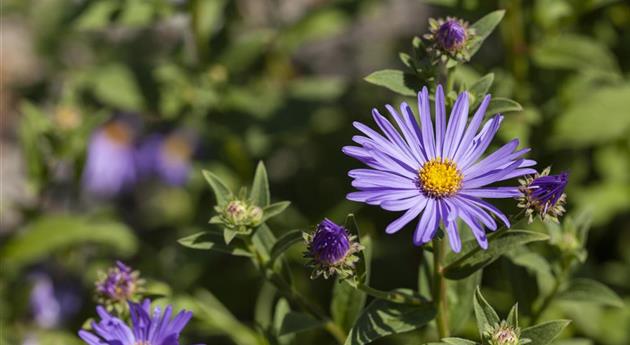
xmin=433 ymin=237 xmax=449 ymax=338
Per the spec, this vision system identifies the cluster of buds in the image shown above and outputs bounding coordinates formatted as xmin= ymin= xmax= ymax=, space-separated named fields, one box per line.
xmin=424 ymin=17 xmax=474 ymax=63
xmin=518 ymin=167 xmax=569 ymax=223
xmin=484 ymin=321 xmax=524 ymax=345
xmin=303 ymin=218 xmax=363 ymax=280
xmin=214 ymin=199 xmax=264 ymax=235
xmin=95 ymin=261 xmax=143 ymax=307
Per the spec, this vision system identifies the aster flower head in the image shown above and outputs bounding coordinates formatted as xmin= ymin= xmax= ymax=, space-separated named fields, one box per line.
xmin=343 ymin=86 xmax=536 ymax=252
xmin=518 ymin=167 xmax=568 ymax=223
xmin=82 ymin=119 xmax=137 ymax=198
xmin=304 ymin=218 xmax=363 ymax=280
xmin=79 ymin=299 xmax=196 ymax=345
xmin=137 ymin=131 xmax=196 ymax=186
xmin=95 ymin=261 xmax=143 ymax=304
xmin=425 ymin=17 xmax=474 ymax=62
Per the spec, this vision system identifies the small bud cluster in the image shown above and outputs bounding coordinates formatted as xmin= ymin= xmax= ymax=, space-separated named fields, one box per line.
xmin=484 ymin=321 xmax=523 ymax=345
xmin=215 ymin=199 xmax=264 ymax=234
xmin=304 ymin=219 xmax=363 ymax=280
xmin=518 ymin=167 xmax=568 ymax=223
xmin=424 ymin=17 xmax=474 ymax=62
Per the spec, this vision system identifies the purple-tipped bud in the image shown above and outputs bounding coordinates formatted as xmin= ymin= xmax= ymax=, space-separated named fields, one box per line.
xmin=310 ymin=219 xmax=351 ymax=265
xmin=435 ymin=19 xmax=467 ymax=52
xmin=304 ymin=219 xmax=362 ymax=280
xmin=95 ymin=261 xmax=142 ymax=303
xmin=518 ymin=168 xmax=569 ymax=223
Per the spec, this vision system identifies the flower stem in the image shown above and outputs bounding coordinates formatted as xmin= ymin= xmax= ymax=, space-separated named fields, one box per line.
xmin=432 ymin=237 xmax=449 ymax=338
xmin=246 ymin=238 xmax=346 ymax=344
xmin=357 ymin=283 xmax=427 ymax=305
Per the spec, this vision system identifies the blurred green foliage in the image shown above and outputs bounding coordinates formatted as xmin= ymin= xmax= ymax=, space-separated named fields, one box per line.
xmin=1 ymin=0 xmax=629 ymax=344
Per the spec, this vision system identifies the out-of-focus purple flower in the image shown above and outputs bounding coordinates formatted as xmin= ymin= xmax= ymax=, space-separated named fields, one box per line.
xmin=79 ymin=299 xmax=195 ymax=345
xmin=344 ymin=86 xmax=536 ymax=252
xmin=95 ymin=261 xmax=142 ymax=303
xmin=137 ymin=131 xmax=196 ymax=186
xmin=29 ymin=274 xmax=81 ymax=329
xmin=304 ymin=218 xmax=362 ymax=280
xmin=518 ymin=168 xmax=568 ymax=223
xmin=82 ymin=120 xmax=137 ymax=197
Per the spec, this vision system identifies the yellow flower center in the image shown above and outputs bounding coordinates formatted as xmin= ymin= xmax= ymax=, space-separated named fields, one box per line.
xmin=418 ymin=159 xmax=463 ymax=198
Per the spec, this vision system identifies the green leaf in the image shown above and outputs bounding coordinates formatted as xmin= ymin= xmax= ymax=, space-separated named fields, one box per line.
xmin=332 ymin=236 xmax=373 ymax=332
xmin=473 ymin=287 xmax=500 ymax=339
xmin=442 ymin=338 xmax=478 ymax=345
xmin=273 ymin=298 xmax=295 ymax=344
xmin=521 ymin=320 xmax=571 ymax=345
xmin=278 ymin=311 xmax=323 ymax=336
xmin=557 ymin=278 xmax=624 ymax=308
xmin=202 ymin=170 xmax=232 ymax=206
xmin=469 ymin=73 xmax=494 ymax=107
xmin=345 ymin=293 xmax=436 ymax=345
xmin=263 ymin=201 xmax=291 ymax=222
xmin=486 ymin=97 xmax=522 ymax=115
xmin=507 ymin=304 xmax=518 ymax=327
xmin=250 ymin=161 xmax=270 ymax=207
xmin=443 ymin=230 xmax=549 ymax=280
xmin=223 ymin=229 xmax=239 ymax=245
xmin=469 ymin=10 xmax=506 ymax=57
xmin=178 ymin=231 xmax=251 ymax=257
xmin=532 ymin=34 xmax=618 ymax=73
xmin=1 ymin=215 xmax=137 ymax=268
xmin=364 ymin=69 xmax=418 ymax=96
xmin=448 ymin=270 xmax=482 ymax=333
xmin=553 ymin=85 xmax=630 ymax=147
xmin=89 ymin=63 xmax=144 ymax=110
xmin=268 ymin=229 xmax=304 ymax=264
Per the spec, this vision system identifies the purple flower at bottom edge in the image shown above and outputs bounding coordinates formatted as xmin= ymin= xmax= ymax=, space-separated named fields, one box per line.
xmin=79 ymin=299 xmax=196 ymax=345
xmin=82 ymin=120 xmax=137 ymax=198
xmin=343 ymin=86 xmax=536 ymax=252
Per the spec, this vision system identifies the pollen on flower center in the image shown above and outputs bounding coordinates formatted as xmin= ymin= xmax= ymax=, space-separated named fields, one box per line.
xmin=418 ymin=159 xmax=463 ymax=198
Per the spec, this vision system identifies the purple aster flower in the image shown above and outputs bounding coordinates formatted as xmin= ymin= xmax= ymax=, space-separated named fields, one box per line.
xmin=435 ymin=19 xmax=467 ymax=52
xmin=343 ymin=86 xmax=536 ymax=252
xmin=95 ymin=261 xmax=142 ymax=303
xmin=79 ymin=299 xmax=195 ymax=345
xmin=29 ymin=274 xmax=81 ymax=328
xmin=82 ymin=120 xmax=137 ymax=197
xmin=518 ymin=168 xmax=568 ymax=223
xmin=137 ymin=132 xmax=195 ymax=186
xmin=304 ymin=218 xmax=362 ymax=280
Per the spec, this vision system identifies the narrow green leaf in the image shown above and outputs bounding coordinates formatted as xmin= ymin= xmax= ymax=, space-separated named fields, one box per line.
xmin=469 ymin=10 xmax=506 ymax=56
xmin=448 ymin=270 xmax=482 ymax=333
xmin=557 ymin=278 xmax=624 ymax=308
xmin=442 ymin=338 xmax=478 ymax=345
xmin=532 ymin=34 xmax=618 ymax=73
xmin=255 ymin=282 xmax=277 ymax=331
xmin=473 ymin=287 xmax=500 ymax=339
xmin=443 ymin=230 xmax=549 ymax=280
xmin=486 ymin=97 xmax=523 ymax=115
xmin=278 ymin=311 xmax=323 ymax=336
xmin=178 ymin=231 xmax=251 ymax=257
xmin=250 ymin=161 xmax=270 ymax=207
xmin=268 ymin=230 xmax=304 ymax=264
xmin=507 ymin=303 xmax=518 ymax=327
xmin=364 ymin=69 xmax=418 ymax=96
xmin=223 ymin=229 xmax=238 ymax=244
xmin=263 ymin=201 xmax=291 ymax=222
xmin=521 ymin=320 xmax=571 ymax=345
xmin=1 ymin=215 xmax=138 ymax=268
xmin=332 ymin=236 xmax=373 ymax=332
xmin=469 ymin=73 xmax=494 ymax=107
xmin=345 ymin=294 xmax=436 ymax=345
xmin=202 ymin=170 xmax=232 ymax=206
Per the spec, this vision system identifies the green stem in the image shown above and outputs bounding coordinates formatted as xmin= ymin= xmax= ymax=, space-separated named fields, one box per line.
xmin=357 ymin=283 xmax=427 ymax=305
xmin=432 ymin=237 xmax=449 ymax=338
xmin=246 ymin=238 xmax=346 ymax=344
xmin=530 ymin=263 xmax=569 ymax=325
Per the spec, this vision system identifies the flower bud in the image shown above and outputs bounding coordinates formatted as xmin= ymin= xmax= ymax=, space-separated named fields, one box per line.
xmin=304 ymin=219 xmax=363 ymax=280
xmin=424 ymin=17 xmax=473 ymax=62
xmin=518 ymin=167 xmax=568 ymax=223
xmin=485 ymin=321 xmax=521 ymax=345
xmin=95 ymin=261 xmax=143 ymax=304
xmin=435 ymin=19 xmax=467 ymax=52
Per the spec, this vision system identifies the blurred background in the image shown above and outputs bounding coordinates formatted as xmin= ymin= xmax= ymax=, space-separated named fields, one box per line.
xmin=1 ymin=0 xmax=629 ymax=344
